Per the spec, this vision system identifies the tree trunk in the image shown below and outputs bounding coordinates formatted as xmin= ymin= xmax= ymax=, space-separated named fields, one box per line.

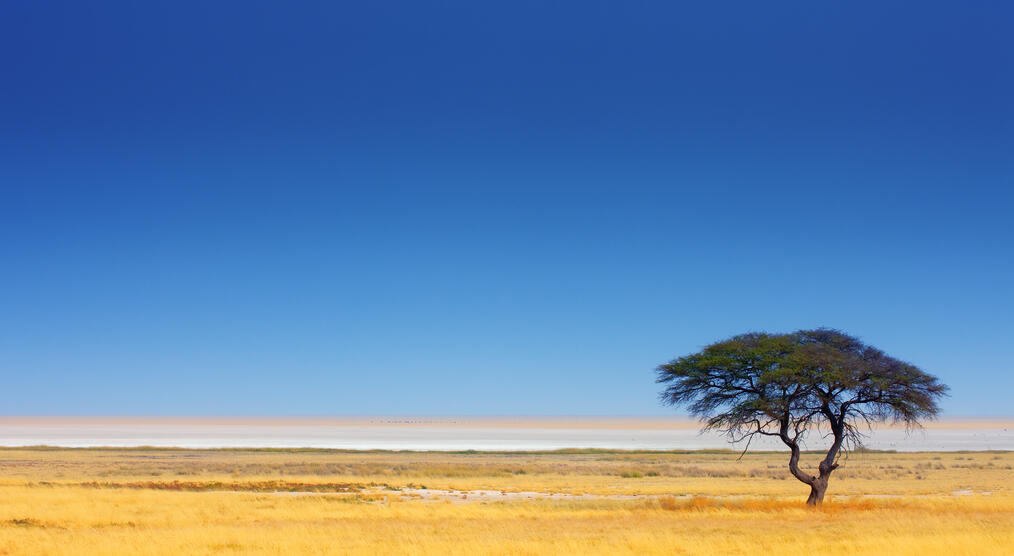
xmin=806 ymin=477 xmax=828 ymax=506
xmin=806 ymin=460 xmax=837 ymax=506
xmin=780 ymin=420 xmax=838 ymax=507
xmin=782 ymin=435 xmax=837 ymax=507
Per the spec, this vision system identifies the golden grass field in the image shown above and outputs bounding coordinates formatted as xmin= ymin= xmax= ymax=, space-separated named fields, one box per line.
xmin=1 ymin=447 xmax=1011 ymax=554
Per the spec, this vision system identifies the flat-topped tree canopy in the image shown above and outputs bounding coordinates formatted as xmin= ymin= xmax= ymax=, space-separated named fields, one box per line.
xmin=656 ymin=328 xmax=948 ymax=505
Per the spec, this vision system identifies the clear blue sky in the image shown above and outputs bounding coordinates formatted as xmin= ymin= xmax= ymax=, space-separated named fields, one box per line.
xmin=2 ymin=2 xmax=1011 ymax=416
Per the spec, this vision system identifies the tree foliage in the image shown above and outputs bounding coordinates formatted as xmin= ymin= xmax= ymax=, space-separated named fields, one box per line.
xmin=656 ymin=329 xmax=948 ymax=505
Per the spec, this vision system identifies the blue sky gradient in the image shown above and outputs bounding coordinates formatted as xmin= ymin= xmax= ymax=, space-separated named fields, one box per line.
xmin=2 ymin=2 xmax=1012 ymax=415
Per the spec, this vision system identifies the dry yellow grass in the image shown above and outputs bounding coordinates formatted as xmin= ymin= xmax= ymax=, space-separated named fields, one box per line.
xmin=1 ymin=448 xmax=1011 ymax=554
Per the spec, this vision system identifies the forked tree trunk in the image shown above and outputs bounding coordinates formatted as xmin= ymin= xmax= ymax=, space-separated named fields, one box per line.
xmin=782 ymin=427 xmax=840 ymax=507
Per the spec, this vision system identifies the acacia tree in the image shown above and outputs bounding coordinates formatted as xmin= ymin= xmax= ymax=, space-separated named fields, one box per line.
xmin=656 ymin=329 xmax=948 ymax=506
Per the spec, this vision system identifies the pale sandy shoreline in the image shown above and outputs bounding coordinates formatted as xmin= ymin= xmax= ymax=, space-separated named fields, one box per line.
xmin=0 ymin=416 xmax=1010 ymax=430
xmin=1 ymin=416 xmax=1011 ymax=450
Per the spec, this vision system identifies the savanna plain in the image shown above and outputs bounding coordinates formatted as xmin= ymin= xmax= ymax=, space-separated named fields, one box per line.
xmin=1 ymin=448 xmax=1011 ymax=555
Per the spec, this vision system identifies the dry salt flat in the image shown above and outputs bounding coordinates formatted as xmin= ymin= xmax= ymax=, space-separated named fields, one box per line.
xmin=0 ymin=417 xmax=1011 ymax=451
